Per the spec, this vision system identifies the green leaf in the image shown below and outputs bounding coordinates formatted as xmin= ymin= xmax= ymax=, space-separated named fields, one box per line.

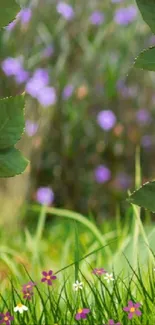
xmin=0 ymin=0 xmax=20 ymax=29
xmin=136 ymin=0 xmax=155 ymax=34
xmin=128 ymin=181 xmax=155 ymax=212
xmin=0 ymin=95 xmax=25 ymax=149
xmin=135 ymin=47 xmax=155 ymax=71
xmin=0 ymin=147 xmax=29 ymax=177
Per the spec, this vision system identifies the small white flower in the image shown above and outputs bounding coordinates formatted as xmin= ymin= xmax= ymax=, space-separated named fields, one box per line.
xmin=104 ymin=272 xmax=114 ymax=283
xmin=73 ymin=280 xmax=83 ymax=291
xmin=14 ymin=303 xmax=28 ymax=314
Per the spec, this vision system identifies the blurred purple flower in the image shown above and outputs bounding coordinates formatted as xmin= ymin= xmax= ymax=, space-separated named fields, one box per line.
xmin=15 ymin=69 xmax=29 ymax=84
xmin=19 ymin=8 xmax=32 ymax=25
xmin=6 ymin=20 xmax=16 ymax=31
xmin=115 ymin=172 xmax=131 ymax=189
xmin=62 ymin=84 xmax=74 ymax=99
xmin=25 ymin=120 xmax=38 ymax=137
xmin=38 ymin=87 xmax=57 ymax=107
xmin=136 ymin=109 xmax=151 ymax=125
xmin=56 ymin=2 xmax=74 ymax=20
xmin=90 ymin=11 xmax=104 ymax=25
xmin=2 ymin=57 xmax=23 ymax=76
xmin=111 ymin=0 xmax=123 ymax=3
xmin=97 ymin=110 xmax=116 ymax=131
xmin=141 ymin=135 xmax=152 ymax=148
xmin=36 ymin=187 xmax=54 ymax=205
xmin=42 ymin=45 xmax=54 ymax=58
xmin=114 ymin=6 xmax=137 ymax=25
xmin=94 ymin=165 xmax=111 ymax=183
xmin=26 ymin=68 xmax=49 ymax=97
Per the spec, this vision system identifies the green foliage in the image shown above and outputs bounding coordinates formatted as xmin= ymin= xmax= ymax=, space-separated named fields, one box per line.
xmin=136 ymin=0 xmax=155 ymax=34
xmin=0 ymin=0 xmax=20 ymax=29
xmin=0 ymin=95 xmax=28 ymax=177
xmin=128 ymin=181 xmax=155 ymax=212
xmin=135 ymin=47 xmax=155 ymax=71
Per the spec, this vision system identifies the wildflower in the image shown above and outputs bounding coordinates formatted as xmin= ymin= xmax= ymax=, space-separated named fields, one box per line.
xmin=73 ymin=280 xmax=83 ymax=291
xmin=41 ymin=270 xmax=57 ymax=285
xmin=1 ymin=57 xmax=23 ymax=77
xmin=56 ymin=2 xmax=74 ymax=20
xmin=0 ymin=312 xmax=14 ymax=325
xmin=14 ymin=303 xmax=28 ymax=314
xmin=94 ymin=165 xmax=111 ymax=184
xmin=42 ymin=45 xmax=54 ymax=58
xmin=136 ymin=109 xmax=151 ymax=125
xmin=22 ymin=281 xmax=36 ymax=292
xmin=107 ymin=320 xmax=121 ymax=325
xmin=123 ymin=300 xmax=141 ymax=319
xmin=97 ymin=110 xmax=116 ymax=131
xmin=104 ymin=273 xmax=114 ymax=283
xmin=36 ymin=187 xmax=54 ymax=205
xmin=92 ymin=268 xmax=107 ymax=275
xmin=114 ymin=6 xmax=137 ymax=25
xmin=114 ymin=172 xmax=131 ymax=190
xmin=75 ymin=308 xmax=90 ymax=320
xmin=37 ymin=86 xmax=57 ymax=107
xmin=62 ymin=84 xmax=74 ymax=100
xmin=19 ymin=8 xmax=32 ymax=25
xmin=25 ymin=120 xmax=38 ymax=137
xmin=141 ymin=135 xmax=152 ymax=148
xmin=26 ymin=68 xmax=49 ymax=97
xmin=90 ymin=11 xmax=104 ymax=25
xmin=23 ymin=290 xmax=33 ymax=300
xmin=15 ymin=69 xmax=29 ymax=84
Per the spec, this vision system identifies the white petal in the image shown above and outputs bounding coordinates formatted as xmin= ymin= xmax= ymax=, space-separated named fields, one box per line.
xmin=14 ymin=307 xmax=18 ymax=312
xmin=23 ymin=306 xmax=28 ymax=311
xmin=19 ymin=309 xmax=23 ymax=314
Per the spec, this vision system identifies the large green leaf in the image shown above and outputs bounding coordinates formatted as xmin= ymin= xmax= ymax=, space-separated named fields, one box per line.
xmin=135 ymin=47 xmax=155 ymax=71
xmin=128 ymin=181 xmax=155 ymax=212
xmin=0 ymin=0 xmax=20 ymax=29
xmin=0 ymin=95 xmax=25 ymax=149
xmin=136 ymin=0 xmax=155 ymax=34
xmin=0 ymin=147 xmax=28 ymax=177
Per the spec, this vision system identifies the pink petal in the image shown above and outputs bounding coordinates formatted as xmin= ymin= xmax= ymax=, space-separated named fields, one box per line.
xmin=134 ymin=303 xmax=141 ymax=308
xmin=51 ymin=275 xmax=57 ymax=280
xmin=47 ymin=279 xmax=52 ymax=285
xmin=41 ymin=278 xmax=46 ymax=282
xmin=109 ymin=320 xmax=114 ymax=325
xmin=128 ymin=312 xmax=133 ymax=319
xmin=123 ymin=307 xmax=129 ymax=311
xmin=83 ymin=309 xmax=90 ymax=314
xmin=128 ymin=300 xmax=134 ymax=307
xmin=81 ymin=313 xmax=87 ymax=319
xmin=135 ymin=310 xmax=141 ymax=316
xmin=75 ymin=313 xmax=81 ymax=320
xmin=42 ymin=271 xmax=47 ymax=276
xmin=48 ymin=270 xmax=53 ymax=275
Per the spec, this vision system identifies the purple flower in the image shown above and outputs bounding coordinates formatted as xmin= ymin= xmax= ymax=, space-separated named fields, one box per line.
xmin=42 ymin=45 xmax=54 ymax=58
xmin=38 ymin=86 xmax=57 ymax=107
xmin=23 ymin=290 xmax=34 ymax=300
xmin=123 ymin=301 xmax=141 ymax=319
xmin=92 ymin=268 xmax=107 ymax=275
xmin=6 ymin=20 xmax=16 ymax=31
xmin=136 ymin=109 xmax=151 ymax=125
xmin=97 ymin=110 xmax=116 ymax=131
xmin=0 ymin=312 xmax=14 ymax=325
xmin=41 ymin=270 xmax=57 ymax=285
xmin=62 ymin=84 xmax=74 ymax=99
xmin=75 ymin=308 xmax=90 ymax=320
xmin=56 ymin=2 xmax=74 ymax=20
xmin=1 ymin=57 xmax=23 ymax=76
xmin=36 ymin=187 xmax=54 ymax=205
xmin=19 ymin=8 xmax=32 ymax=25
xmin=15 ymin=69 xmax=29 ymax=84
xmin=90 ymin=11 xmax=104 ymax=25
xmin=26 ymin=68 xmax=49 ymax=97
xmin=107 ymin=320 xmax=121 ymax=325
xmin=94 ymin=165 xmax=111 ymax=183
xmin=115 ymin=172 xmax=131 ymax=189
xmin=22 ymin=281 xmax=36 ymax=292
xmin=114 ymin=6 xmax=137 ymax=25
xmin=141 ymin=135 xmax=152 ymax=148
xmin=25 ymin=120 xmax=38 ymax=137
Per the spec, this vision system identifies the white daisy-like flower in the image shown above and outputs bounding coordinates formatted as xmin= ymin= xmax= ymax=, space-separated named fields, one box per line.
xmin=14 ymin=303 xmax=28 ymax=314
xmin=104 ymin=272 xmax=114 ymax=283
xmin=73 ymin=280 xmax=83 ymax=291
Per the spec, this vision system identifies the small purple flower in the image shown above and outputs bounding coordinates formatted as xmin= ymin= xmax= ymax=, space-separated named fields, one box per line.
xmin=41 ymin=270 xmax=57 ymax=285
xmin=90 ymin=11 xmax=104 ymax=25
xmin=114 ymin=6 xmax=137 ymax=25
xmin=97 ymin=110 xmax=116 ymax=131
xmin=92 ymin=268 xmax=107 ymax=275
xmin=42 ymin=45 xmax=54 ymax=58
xmin=26 ymin=69 xmax=49 ymax=97
xmin=62 ymin=84 xmax=74 ymax=99
xmin=6 ymin=20 xmax=16 ymax=31
xmin=107 ymin=320 xmax=121 ymax=325
xmin=38 ymin=87 xmax=57 ymax=107
xmin=25 ymin=120 xmax=38 ymax=137
xmin=136 ymin=109 xmax=151 ymax=125
xmin=0 ymin=312 xmax=14 ymax=325
xmin=56 ymin=2 xmax=74 ymax=20
xmin=36 ymin=187 xmax=54 ymax=205
xmin=123 ymin=301 xmax=141 ymax=319
xmin=115 ymin=172 xmax=131 ymax=189
xmin=22 ymin=281 xmax=36 ymax=292
xmin=141 ymin=135 xmax=152 ymax=148
xmin=23 ymin=290 xmax=34 ymax=300
xmin=15 ymin=69 xmax=29 ymax=84
xmin=19 ymin=8 xmax=32 ymax=25
xmin=94 ymin=165 xmax=111 ymax=183
xmin=75 ymin=308 xmax=90 ymax=320
xmin=1 ymin=57 xmax=23 ymax=76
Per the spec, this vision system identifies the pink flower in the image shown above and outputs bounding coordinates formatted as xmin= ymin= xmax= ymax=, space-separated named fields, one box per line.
xmin=92 ymin=268 xmax=107 ymax=275
xmin=22 ymin=281 xmax=36 ymax=292
xmin=107 ymin=319 xmax=121 ymax=325
xmin=123 ymin=300 xmax=141 ymax=319
xmin=41 ymin=270 xmax=57 ymax=285
xmin=75 ymin=308 xmax=90 ymax=320
xmin=0 ymin=312 xmax=14 ymax=325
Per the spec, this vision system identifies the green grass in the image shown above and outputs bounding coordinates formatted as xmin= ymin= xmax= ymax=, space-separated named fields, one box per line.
xmin=0 ymin=203 xmax=155 ymax=324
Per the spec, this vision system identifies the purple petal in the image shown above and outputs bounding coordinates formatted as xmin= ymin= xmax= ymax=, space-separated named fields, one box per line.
xmin=75 ymin=313 xmax=81 ymax=320
xmin=128 ymin=313 xmax=133 ymax=319
xmin=135 ymin=310 xmax=141 ymax=316
xmin=82 ymin=309 xmax=90 ymax=314
xmin=134 ymin=303 xmax=141 ymax=308
xmin=48 ymin=270 xmax=53 ymax=275
xmin=51 ymin=275 xmax=57 ymax=280
xmin=123 ymin=307 xmax=129 ymax=311
xmin=128 ymin=300 xmax=134 ymax=307
xmin=47 ymin=279 xmax=52 ymax=285
xmin=42 ymin=271 xmax=48 ymax=276
xmin=41 ymin=278 xmax=46 ymax=282
xmin=109 ymin=320 xmax=114 ymax=325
